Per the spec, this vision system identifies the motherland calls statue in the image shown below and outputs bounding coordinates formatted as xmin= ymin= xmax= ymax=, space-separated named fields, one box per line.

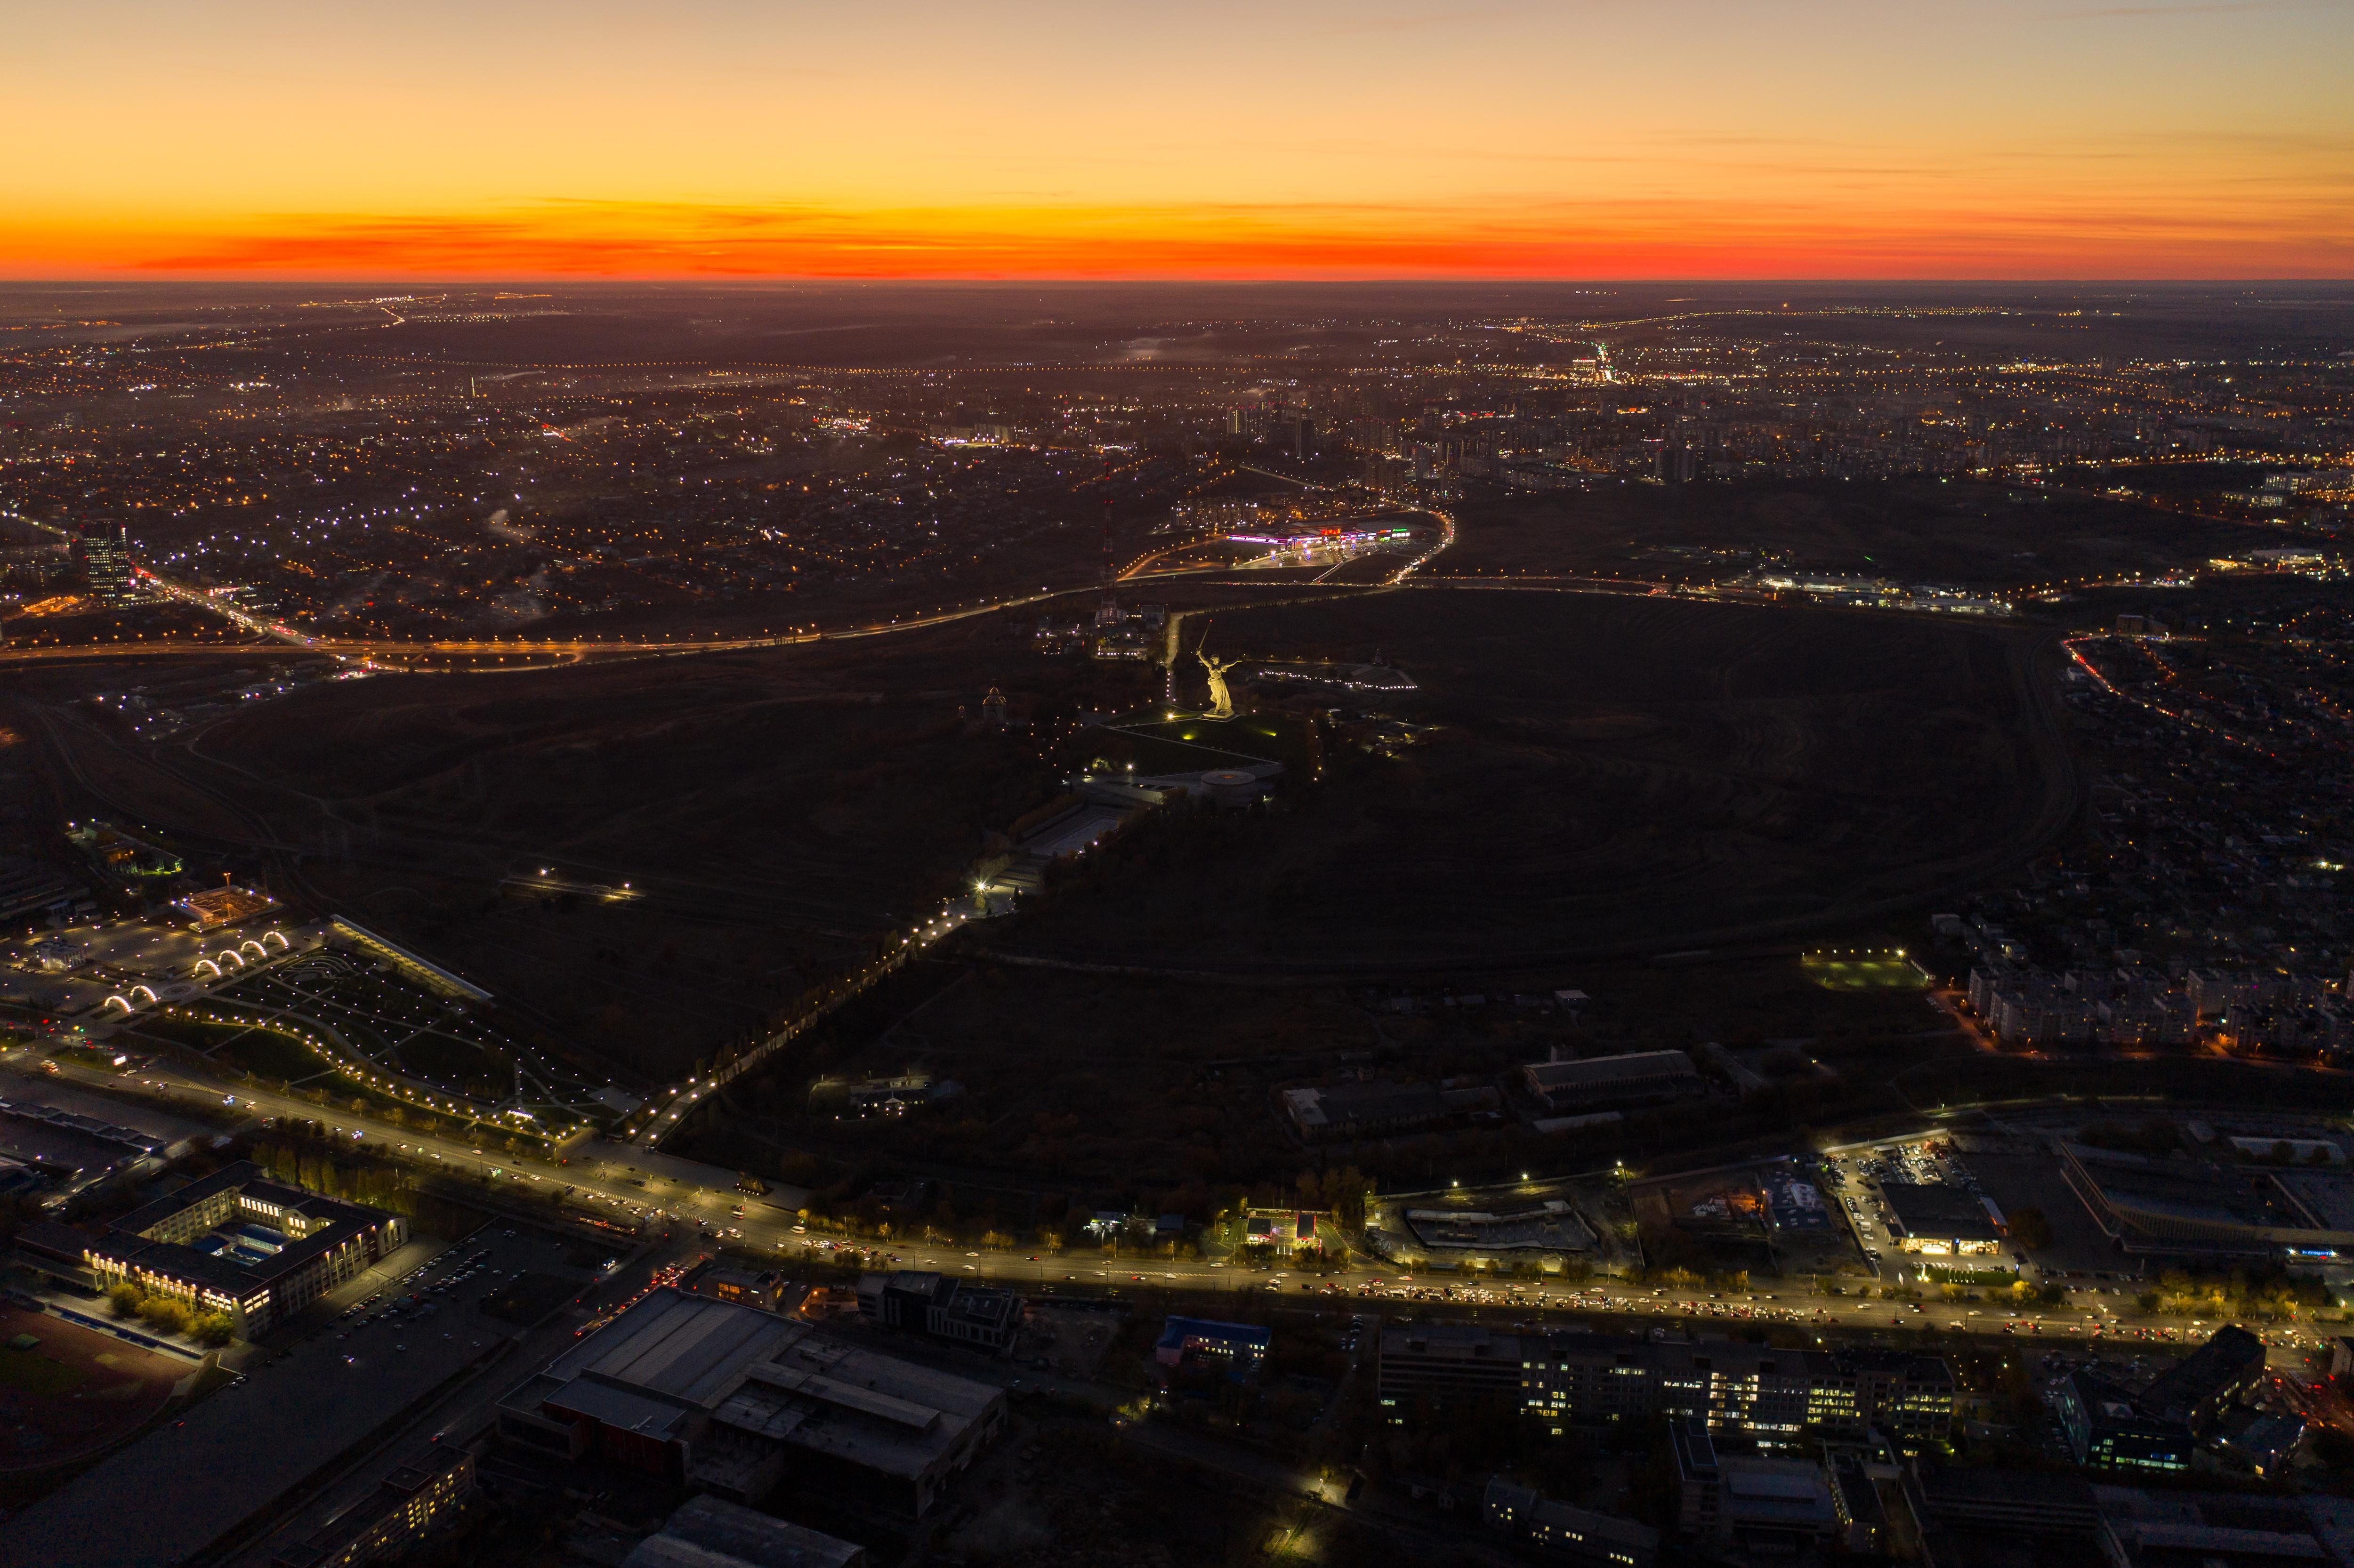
xmin=1197 ymin=648 xmax=1240 ymax=720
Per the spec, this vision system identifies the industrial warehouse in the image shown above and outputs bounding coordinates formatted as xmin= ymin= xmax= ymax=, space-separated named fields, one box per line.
xmin=1521 ymin=1049 xmax=1705 ymax=1114
xmin=497 ymin=1288 xmax=1005 ymax=1518
xmin=2058 ymin=1140 xmax=2354 ymax=1261
xmin=74 ymin=1160 xmax=403 ymax=1334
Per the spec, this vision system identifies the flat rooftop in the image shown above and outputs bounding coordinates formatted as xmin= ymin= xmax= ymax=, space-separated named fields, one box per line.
xmin=1526 ymin=1049 xmax=1696 ymax=1089
xmin=1880 ymin=1181 xmax=2004 ymax=1242
xmin=541 ymin=1285 xmax=798 ymax=1410
xmin=92 ymin=1161 xmax=391 ymax=1299
xmin=2063 ymin=1144 xmax=2285 ymax=1232
xmin=711 ymin=1323 xmax=1001 ymax=1482
xmin=510 ymin=1289 xmax=1003 ymax=1487
xmin=625 ymin=1495 xmax=865 ymax=1568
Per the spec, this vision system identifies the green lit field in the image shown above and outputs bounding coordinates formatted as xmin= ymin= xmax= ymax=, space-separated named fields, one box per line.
xmin=1802 ymin=951 xmax=1929 ymax=991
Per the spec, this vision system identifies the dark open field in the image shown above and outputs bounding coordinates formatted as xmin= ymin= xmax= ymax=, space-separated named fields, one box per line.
xmin=14 ymin=571 xmax=2064 ymax=1073
xmin=682 ymin=942 xmax=1975 ymax=1201
xmin=8 ymin=615 xmax=1162 ymax=1080
xmin=185 ymin=613 xmax=1144 ymax=925
xmin=0 ymin=1307 xmax=182 ymax=1475
xmin=994 ymin=587 xmax=2075 ymax=971
xmin=1440 ymin=477 xmax=2263 ymax=588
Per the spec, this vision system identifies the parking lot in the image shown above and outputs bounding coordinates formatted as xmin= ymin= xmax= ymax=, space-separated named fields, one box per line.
xmin=280 ymin=1222 xmax=605 ymax=1351
xmin=1822 ymin=1135 xmax=2022 ymax=1284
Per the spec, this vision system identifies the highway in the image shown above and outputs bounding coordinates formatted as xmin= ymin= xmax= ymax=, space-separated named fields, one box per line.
xmin=1388 ymin=505 xmax=1455 ymax=582
xmin=12 ymin=561 xmax=1111 ymax=672
xmin=4 ymin=499 xmax=1460 ymax=674
xmin=16 ymin=1053 xmax=2332 ymax=1372
xmin=130 ymin=562 xmax=1043 ymax=667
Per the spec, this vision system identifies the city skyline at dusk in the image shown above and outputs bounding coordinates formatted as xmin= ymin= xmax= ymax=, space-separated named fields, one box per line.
xmin=8 ymin=0 xmax=2352 ymax=279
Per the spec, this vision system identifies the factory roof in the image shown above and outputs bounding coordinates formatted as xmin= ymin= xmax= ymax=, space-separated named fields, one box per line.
xmin=2093 ymin=1488 xmax=2350 ymax=1567
xmin=623 ymin=1496 xmax=865 ymax=1568
xmin=516 ymin=1289 xmax=1003 ymax=1486
xmin=1282 ymin=1081 xmax=1444 ymax=1133
xmin=709 ymin=1328 xmax=1000 ymax=1482
xmin=540 ymin=1287 xmax=798 ymax=1411
xmin=1718 ymin=1457 xmax=1837 ymax=1528
xmin=1522 ymin=1050 xmax=1701 ymax=1109
xmin=1524 ymin=1049 xmax=1697 ymax=1090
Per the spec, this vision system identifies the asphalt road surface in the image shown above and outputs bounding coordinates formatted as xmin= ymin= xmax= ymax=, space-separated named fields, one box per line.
xmin=20 ymin=1054 xmax=2331 ymax=1374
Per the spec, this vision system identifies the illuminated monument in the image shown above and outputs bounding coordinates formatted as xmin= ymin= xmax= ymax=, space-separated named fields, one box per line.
xmin=1197 ymin=647 xmax=1241 ymax=720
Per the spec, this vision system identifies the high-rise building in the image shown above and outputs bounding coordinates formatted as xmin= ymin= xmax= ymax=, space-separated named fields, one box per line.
xmin=73 ymin=525 xmax=135 ymax=604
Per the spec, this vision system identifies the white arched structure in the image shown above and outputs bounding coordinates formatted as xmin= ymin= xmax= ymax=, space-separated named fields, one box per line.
xmin=262 ymin=930 xmax=290 ymax=951
xmin=102 ymin=994 xmax=133 ymax=1013
xmin=129 ymin=984 xmax=158 ymax=1005
xmin=215 ymin=950 xmax=244 ymax=970
xmin=193 ymin=959 xmax=221 ymax=979
xmin=238 ymin=939 xmax=268 ymax=960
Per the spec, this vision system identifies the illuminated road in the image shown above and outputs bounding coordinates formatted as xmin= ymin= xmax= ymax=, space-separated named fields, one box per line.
xmin=8 ymin=564 xmax=1111 ymax=672
xmin=3 ymin=499 xmax=1461 ymax=671
xmin=615 ymin=902 xmax=979 ymax=1150
xmin=1388 ymin=506 xmax=1454 ymax=582
xmin=1120 ymin=506 xmax=1452 ymax=587
xmin=2065 ymin=633 xmax=2291 ymax=764
xmin=0 ymin=511 xmax=1097 ymax=670
xmin=15 ymin=1056 xmax=2330 ymax=1373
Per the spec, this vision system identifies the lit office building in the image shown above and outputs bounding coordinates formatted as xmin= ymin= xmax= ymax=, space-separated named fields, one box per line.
xmin=1379 ymin=1326 xmax=1953 ymax=1449
xmin=269 ymin=1447 xmax=475 ymax=1568
xmin=73 ymin=525 xmax=136 ymax=604
xmin=81 ymin=1161 xmax=404 ymax=1335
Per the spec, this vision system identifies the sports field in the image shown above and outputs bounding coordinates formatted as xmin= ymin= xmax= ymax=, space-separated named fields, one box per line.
xmin=1802 ymin=952 xmax=1930 ymax=990
xmin=0 ymin=1306 xmax=184 ymax=1472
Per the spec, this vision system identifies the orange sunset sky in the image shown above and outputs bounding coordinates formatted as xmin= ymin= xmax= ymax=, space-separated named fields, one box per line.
xmin=6 ymin=0 xmax=2351 ymax=279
